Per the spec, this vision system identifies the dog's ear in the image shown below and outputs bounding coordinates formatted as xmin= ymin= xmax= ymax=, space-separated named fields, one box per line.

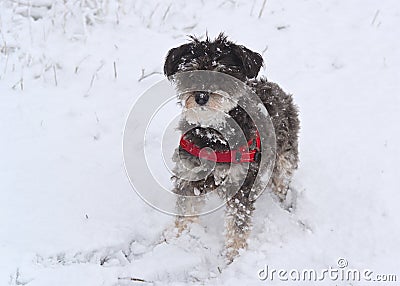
xmin=164 ymin=43 xmax=192 ymax=77
xmin=232 ymin=45 xmax=264 ymax=79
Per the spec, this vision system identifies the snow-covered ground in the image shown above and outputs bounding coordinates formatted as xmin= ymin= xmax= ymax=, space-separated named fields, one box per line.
xmin=1 ymin=0 xmax=399 ymax=285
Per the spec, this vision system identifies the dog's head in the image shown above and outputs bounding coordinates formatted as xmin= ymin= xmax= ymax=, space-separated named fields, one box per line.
xmin=164 ymin=33 xmax=263 ymax=81
xmin=164 ymin=33 xmax=263 ymax=127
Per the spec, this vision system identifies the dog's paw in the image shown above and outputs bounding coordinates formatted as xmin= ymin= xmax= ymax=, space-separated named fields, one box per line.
xmin=158 ymin=225 xmax=180 ymax=244
xmin=283 ymin=187 xmax=297 ymax=212
xmin=160 ymin=217 xmax=200 ymax=243
xmin=224 ymin=249 xmax=238 ymax=265
xmin=270 ymin=186 xmax=298 ymax=213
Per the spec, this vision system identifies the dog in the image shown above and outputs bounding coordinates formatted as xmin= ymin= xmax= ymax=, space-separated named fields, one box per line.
xmin=163 ymin=33 xmax=300 ymax=263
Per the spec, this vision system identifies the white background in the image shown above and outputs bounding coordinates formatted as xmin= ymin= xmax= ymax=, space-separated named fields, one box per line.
xmin=0 ymin=0 xmax=399 ymax=285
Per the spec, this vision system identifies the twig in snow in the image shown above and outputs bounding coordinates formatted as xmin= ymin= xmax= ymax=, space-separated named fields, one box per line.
xmin=258 ymin=0 xmax=267 ymax=19
xmin=182 ymin=23 xmax=197 ymax=32
xmin=85 ymin=62 xmax=104 ymax=96
xmin=99 ymin=255 xmax=109 ymax=265
xmin=116 ymin=11 xmax=120 ymax=25
xmin=162 ymin=4 xmax=172 ymax=22
xmin=0 ymin=31 xmax=7 ymax=53
xmin=12 ymin=78 xmax=24 ymax=91
xmin=371 ymin=9 xmax=380 ymax=26
xmin=297 ymin=219 xmax=313 ymax=233
xmin=113 ymin=61 xmax=117 ymax=79
xmin=1 ymin=53 xmax=8 ymax=79
xmin=53 ymin=64 xmax=58 ymax=86
xmin=118 ymin=277 xmax=154 ymax=284
xmin=75 ymin=56 xmax=90 ymax=74
xmin=277 ymin=25 xmax=289 ymax=30
xmin=261 ymin=45 xmax=268 ymax=56
xmin=138 ymin=69 xmax=162 ymax=82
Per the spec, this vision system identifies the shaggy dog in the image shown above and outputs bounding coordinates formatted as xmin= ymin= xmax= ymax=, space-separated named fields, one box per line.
xmin=164 ymin=33 xmax=299 ymax=262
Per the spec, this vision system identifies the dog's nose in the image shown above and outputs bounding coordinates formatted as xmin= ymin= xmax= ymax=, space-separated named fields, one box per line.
xmin=194 ymin=91 xmax=210 ymax=106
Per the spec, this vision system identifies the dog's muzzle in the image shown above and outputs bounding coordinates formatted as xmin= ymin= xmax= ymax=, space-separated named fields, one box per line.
xmin=194 ymin=91 xmax=210 ymax=106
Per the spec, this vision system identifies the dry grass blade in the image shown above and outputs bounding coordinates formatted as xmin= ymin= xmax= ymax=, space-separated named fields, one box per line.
xmin=258 ymin=0 xmax=267 ymax=19
xmin=118 ymin=276 xmax=154 ymax=284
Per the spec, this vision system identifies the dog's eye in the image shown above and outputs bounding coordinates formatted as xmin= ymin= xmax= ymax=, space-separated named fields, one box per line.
xmin=218 ymin=53 xmax=242 ymax=66
xmin=218 ymin=59 xmax=236 ymax=67
xmin=218 ymin=65 xmax=240 ymax=73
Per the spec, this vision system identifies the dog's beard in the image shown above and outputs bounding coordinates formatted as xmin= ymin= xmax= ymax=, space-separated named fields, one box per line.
xmin=183 ymin=107 xmax=228 ymax=127
xmin=181 ymin=91 xmax=238 ymax=127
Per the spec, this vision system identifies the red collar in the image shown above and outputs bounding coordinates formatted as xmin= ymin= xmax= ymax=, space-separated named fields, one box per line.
xmin=179 ymin=130 xmax=261 ymax=163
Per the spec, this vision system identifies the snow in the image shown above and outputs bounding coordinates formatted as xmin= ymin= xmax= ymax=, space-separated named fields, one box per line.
xmin=1 ymin=0 xmax=399 ymax=285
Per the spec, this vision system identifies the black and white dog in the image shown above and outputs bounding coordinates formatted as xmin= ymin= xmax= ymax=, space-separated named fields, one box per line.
xmin=164 ymin=33 xmax=300 ymax=262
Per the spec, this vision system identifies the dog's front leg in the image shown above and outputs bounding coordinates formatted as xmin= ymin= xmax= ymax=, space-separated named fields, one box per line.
xmin=174 ymin=193 xmax=205 ymax=235
xmin=174 ymin=216 xmax=199 ymax=235
xmin=224 ymin=190 xmax=255 ymax=263
xmin=269 ymin=151 xmax=298 ymax=210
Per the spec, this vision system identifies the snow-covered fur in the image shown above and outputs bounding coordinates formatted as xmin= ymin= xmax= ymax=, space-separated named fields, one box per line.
xmin=164 ymin=33 xmax=300 ymax=263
